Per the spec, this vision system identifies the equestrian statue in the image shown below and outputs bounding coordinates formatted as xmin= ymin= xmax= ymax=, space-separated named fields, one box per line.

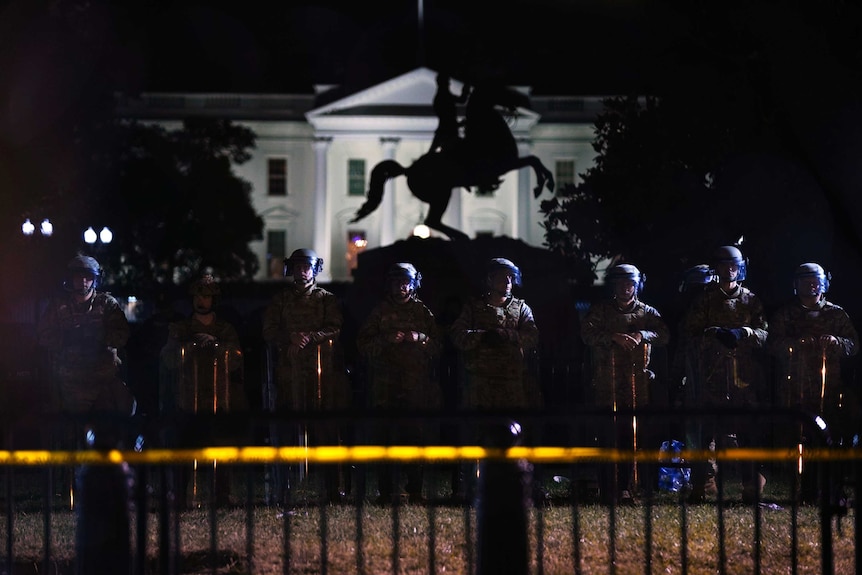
xmin=349 ymin=74 xmax=555 ymax=241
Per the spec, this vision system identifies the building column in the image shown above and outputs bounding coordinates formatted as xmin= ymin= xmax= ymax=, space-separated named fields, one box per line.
xmin=379 ymin=137 xmax=400 ymax=246
xmin=312 ymin=137 xmax=332 ymax=281
xmin=516 ymin=138 xmax=533 ymax=242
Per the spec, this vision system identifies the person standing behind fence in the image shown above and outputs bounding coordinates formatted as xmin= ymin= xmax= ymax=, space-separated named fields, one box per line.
xmin=37 ymin=254 xmax=134 ymax=441
xmin=581 ymin=264 xmax=669 ymax=504
xmin=262 ymin=248 xmax=350 ymax=504
xmin=160 ymin=273 xmax=246 ymax=508
xmin=682 ymin=244 xmax=769 ymax=504
xmin=767 ymin=262 xmax=859 ymax=503
xmin=450 ymin=258 xmax=541 ymax=498
xmin=357 ymin=263 xmax=441 ymax=504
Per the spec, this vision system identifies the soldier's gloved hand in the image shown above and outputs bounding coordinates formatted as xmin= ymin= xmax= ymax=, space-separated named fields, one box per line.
xmin=192 ymin=333 xmax=217 ymax=347
xmin=819 ymin=334 xmax=840 ymax=348
xmin=715 ymin=328 xmax=745 ymax=349
xmin=109 ymin=347 xmax=122 ymax=367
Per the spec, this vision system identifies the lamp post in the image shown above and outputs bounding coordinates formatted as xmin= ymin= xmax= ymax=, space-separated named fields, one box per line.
xmin=83 ymin=226 xmax=113 ymax=246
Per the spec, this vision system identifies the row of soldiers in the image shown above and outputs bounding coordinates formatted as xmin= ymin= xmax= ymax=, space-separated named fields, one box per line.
xmin=35 ymin=244 xmax=858 ymax=506
xmin=583 ymin=245 xmax=858 ymax=505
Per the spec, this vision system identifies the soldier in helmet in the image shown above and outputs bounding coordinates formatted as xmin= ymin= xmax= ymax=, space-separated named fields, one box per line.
xmin=160 ymin=273 xmax=246 ymax=507
xmin=262 ymin=248 xmax=350 ymax=504
xmin=451 ymin=258 xmax=541 ymax=409
xmin=682 ymin=245 xmax=769 ymax=503
xmin=357 ymin=262 xmax=441 ymax=504
xmin=581 ymin=263 xmax=670 ymax=504
xmin=768 ymin=263 xmax=859 ymax=503
xmin=37 ymin=255 xmax=133 ymax=430
xmin=450 ymin=258 xmax=541 ymax=501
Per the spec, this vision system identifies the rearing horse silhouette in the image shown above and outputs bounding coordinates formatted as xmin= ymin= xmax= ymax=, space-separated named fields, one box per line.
xmin=349 ymin=83 xmax=555 ymax=240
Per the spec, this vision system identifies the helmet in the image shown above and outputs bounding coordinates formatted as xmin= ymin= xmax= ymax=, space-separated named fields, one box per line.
xmin=679 ymin=264 xmax=716 ymax=293
xmin=284 ymin=248 xmax=323 ymax=277
xmin=606 ymin=264 xmax=645 ymax=295
xmin=65 ymin=255 xmax=102 ymax=292
xmin=711 ymin=245 xmax=747 ymax=281
xmin=793 ymin=262 xmax=830 ymax=295
xmin=189 ymin=274 xmax=221 ymax=298
xmin=486 ymin=258 xmax=521 ymax=287
xmin=387 ymin=262 xmax=422 ymax=292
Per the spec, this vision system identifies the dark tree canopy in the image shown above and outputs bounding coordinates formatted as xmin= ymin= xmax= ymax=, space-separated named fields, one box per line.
xmin=93 ymin=118 xmax=263 ymax=294
xmin=540 ymin=2 xmax=862 ymax=312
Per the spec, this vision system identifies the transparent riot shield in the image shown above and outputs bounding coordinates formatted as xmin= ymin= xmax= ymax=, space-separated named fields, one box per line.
xmin=159 ymin=342 xmax=244 ymax=508
xmin=264 ymin=338 xmax=349 ymax=505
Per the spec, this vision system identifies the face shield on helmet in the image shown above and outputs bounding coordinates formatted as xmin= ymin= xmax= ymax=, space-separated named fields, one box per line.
xmin=387 ymin=263 xmax=422 ymax=300
xmin=793 ymin=262 xmax=830 ymax=297
xmin=486 ymin=258 xmax=522 ymax=287
xmin=606 ymin=264 xmax=645 ymax=300
xmin=283 ymin=248 xmax=324 ymax=278
xmin=679 ymin=264 xmax=716 ymax=293
xmin=189 ymin=274 xmax=221 ymax=313
xmin=65 ymin=255 xmax=101 ymax=295
xmin=711 ymin=245 xmax=747 ymax=282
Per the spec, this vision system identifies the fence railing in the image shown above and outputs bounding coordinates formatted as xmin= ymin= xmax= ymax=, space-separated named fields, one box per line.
xmin=0 ymin=407 xmax=859 ymax=575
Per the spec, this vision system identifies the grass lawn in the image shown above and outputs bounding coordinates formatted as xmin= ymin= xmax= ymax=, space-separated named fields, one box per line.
xmin=0 ymin=463 xmax=858 ymax=574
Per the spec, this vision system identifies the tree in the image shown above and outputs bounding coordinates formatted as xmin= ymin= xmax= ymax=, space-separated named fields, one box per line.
xmin=539 ymin=3 xmax=859 ymax=310
xmin=90 ymin=117 xmax=263 ymax=294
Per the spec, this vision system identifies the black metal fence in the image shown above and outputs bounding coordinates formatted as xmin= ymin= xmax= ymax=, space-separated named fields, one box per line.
xmin=1 ymin=407 xmax=860 ymax=575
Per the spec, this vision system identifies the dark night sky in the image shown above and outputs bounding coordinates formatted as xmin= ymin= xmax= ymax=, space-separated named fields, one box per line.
xmin=0 ymin=1 xmax=660 ymax=98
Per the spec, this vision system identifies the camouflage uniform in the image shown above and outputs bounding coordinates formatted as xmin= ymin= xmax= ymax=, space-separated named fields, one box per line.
xmin=358 ymin=297 xmax=441 ymax=409
xmin=581 ymin=265 xmax=669 ymax=501
xmin=160 ymin=313 xmax=246 ymax=507
xmin=262 ymin=284 xmax=349 ymax=411
xmin=581 ymin=299 xmax=669 ymax=408
xmin=37 ymin=291 xmax=131 ymax=414
xmin=160 ymin=316 xmax=246 ymax=413
xmin=682 ymin=283 xmax=768 ymax=406
xmin=768 ymin=298 xmax=858 ymax=416
xmin=358 ymin=282 xmax=441 ymax=503
xmin=450 ymin=296 xmax=541 ymax=409
xmin=262 ymin=281 xmax=349 ymax=503
xmin=682 ymin=281 xmax=768 ymax=500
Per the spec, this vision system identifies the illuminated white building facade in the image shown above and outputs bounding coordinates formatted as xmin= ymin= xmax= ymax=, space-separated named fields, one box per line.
xmin=119 ymin=68 xmax=602 ymax=282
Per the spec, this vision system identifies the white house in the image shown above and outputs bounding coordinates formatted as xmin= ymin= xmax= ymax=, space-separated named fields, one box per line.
xmin=118 ymin=67 xmax=603 ymax=282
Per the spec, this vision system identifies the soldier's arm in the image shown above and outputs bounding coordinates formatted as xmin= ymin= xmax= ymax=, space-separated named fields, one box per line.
xmin=357 ymin=305 xmax=384 ymax=358
xmin=419 ymin=304 xmax=441 ymax=355
xmin=833 ymin=310 xmax=859 ymax=358
xmin=514 ymin=302 xmax=539 ymax=349
xmin=765 ymin=306 xmax=793 ymax=357
xmin=640 ymin=306 xmax=670 ymax=346
xmin=310 ymin=293 xmax=342 ymax=343
xmin=580 ymin=303 xmax=610 ymax=347
xmin=103 ymin=298 xmax=130 ymax=349
xmin=743 ymin=297 xmax=768 ymax=348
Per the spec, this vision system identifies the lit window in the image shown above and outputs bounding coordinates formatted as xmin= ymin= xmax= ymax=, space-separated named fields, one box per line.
xmin=266 ymin=230 xmax=286 ymax=279
xmin=346 ymin=230 xmax=367 ymax=274
xmin=348 ymin=159 xmax=366 ymax=196
xmin=555 ymin=159 xmax=576 ymax=192
xmin=268 ymin=158 xmax=287 ymax=196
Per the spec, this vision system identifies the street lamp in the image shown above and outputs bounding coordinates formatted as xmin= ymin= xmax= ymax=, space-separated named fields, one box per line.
xmin=84 ymin=226 xmax=112 ymax=245
xmin=22 ymin=217 xmax=53 ymax=237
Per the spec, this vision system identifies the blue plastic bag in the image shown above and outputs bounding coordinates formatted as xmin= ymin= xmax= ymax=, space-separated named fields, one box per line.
xmin=658 ymin=439 xmax=691 ymax=492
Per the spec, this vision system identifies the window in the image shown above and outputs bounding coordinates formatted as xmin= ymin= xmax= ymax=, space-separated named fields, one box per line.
xmin=555 ymin=160 xmax=576 ymax=192
xmin=266 ymin=230 xmax=287 ymax=279
xmin=346 ymin=230 xmax=367 ymax=274
xmin=348 ymin=159 xmax=366 ymax=196
xmin=268 ymin=158 xmax=287 ymax=196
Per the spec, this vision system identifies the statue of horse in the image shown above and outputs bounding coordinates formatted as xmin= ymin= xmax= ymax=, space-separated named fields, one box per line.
xmin=349 ymin=83 xmax=555 ymax=240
